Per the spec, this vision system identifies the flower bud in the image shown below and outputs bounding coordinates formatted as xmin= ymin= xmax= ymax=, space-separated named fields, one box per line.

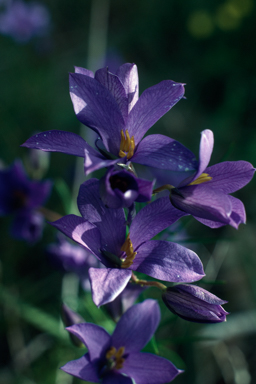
xmin=162 ymin=284 xmax=228 ymax=323
xmin=61 ymin=304 xmax=85 ymax=347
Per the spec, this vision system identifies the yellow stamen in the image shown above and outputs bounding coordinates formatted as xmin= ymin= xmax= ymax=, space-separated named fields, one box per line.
xmin=106 ymin=346 xmax=116 ymax=359
xmin=119 ymin=129 xmax=135 ymax=160
xmin=105 ymin=346 xmax=126 ymax=370
xmin=121 ymin=234 xmax=137 ymax=268
xmin=188 ymin=172 xmax=212 ymax=186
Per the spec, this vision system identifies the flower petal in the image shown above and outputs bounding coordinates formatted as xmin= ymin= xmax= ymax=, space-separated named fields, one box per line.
xmin=84 ymin=151 xmax=120 ymax=176
xmin=205 ymin=160 xmax=255 ymax=194
xmin=66 ymin=323 xmax=111 ymax=360
xmin=116 ymin=63 xmax=139 ymax=113
xmin=194 ymin=195 xmax=246 ymax=229
xmin=95 ymin=67 xmax=128 ymax=121
xmin=111 ymin=299 xmax=160 ymax=353
xmin=75 ymin=66 xmax=94 ymax=77
xmin=120 ymin=352 xmax=182 ymax=384
xmin=131 ymin=134 xmax=197 ymax=173
xmin=89 ymin=267 xmax=132 ymax=307
xmin=193 ymin=129 xmax=214 ymax=181
xmin=126 ymin=81 xmax=185 ymax=144
xmin=171 ymin=185 xmax=232 ymax=224
xmin=50 ymin=215 xmax=105 ymax=262
xmin=69 ymin=73 xmax=125 ymax=155
xmin=132 ymin=240 xmax=205 ymax=283
xmin=21 ymin=130 xmax=97 ymax=157
xmin=102 ymin=371 xmax=134 ymax=384
xmin=78 ymin=179 xmax=126 ymax=256
xmin=130 ymin=197 xmax=187 ymax=250
xmin=61 ymin=353 xmax=100 ymax=382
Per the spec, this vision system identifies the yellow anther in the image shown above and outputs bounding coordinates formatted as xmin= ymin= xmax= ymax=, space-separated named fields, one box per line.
xmin=115 ymin=346 xmax=125 ymax=359
xmin=121 ymin=234 xmax=137 ymax=269
xmin=188 ymin=173 xmax=212 ymax=186
xmin=119 ymin=129 xmax=135 ymax=160
xmin=106 ymin=346 xmax=116 ymax=359
xmin=105 ymin=346 xmax=126 ymax=370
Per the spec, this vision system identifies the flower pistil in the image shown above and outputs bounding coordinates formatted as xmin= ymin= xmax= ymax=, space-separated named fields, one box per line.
xmin=119 ymin=129 xmax=135 ymax=160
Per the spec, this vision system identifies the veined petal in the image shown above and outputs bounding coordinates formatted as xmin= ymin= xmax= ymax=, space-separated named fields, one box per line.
xmin=131 ymin=134 xmax=197 ymax=173
xmin=84 ymin=151 xmax=120 ymax=176
xmin=74 ymin=66 xmax=94 ymax=77
xmin=95 ymin=67 xmax=128 ymax=121
xmin=130 ymin=197 xmax=187 ymax=250
xmin=193 ymin=129 xmax=214 ymax=181
xmin=120 ymin=352 xmax=181 ymax=384
xmin=205 ymin=161 xmax=255 ymax=194
xmin=50 ymin=215 xmax=104 ymax=262
xmin=61 ymin=353 xmax=99 ymax=382
xmin=66 ymin=323 xmax=111 ymax=360
xmin=21 ymin=130 xmax=98 ymax=158
xmin=78 ymin=179 xmax=126 ymax=256
xmin=89 ymin=268 xmax=132 ymax=307
xmin=131 ymin=240 xmax=205 ymax=283
xmin=194 ymin=195 xmax=246 ymax=229
xmin=171 ymin=185 xmax=232 ymax=224
xmin=126 ymin=80 xmax=185 ymax=144
xmin=69 ymin=73 xmax=125 ymax=155
xmin=111 ymin=300 xmax=160 ymax=353
xmin=116 ymin=63 xmax=139 ymax=113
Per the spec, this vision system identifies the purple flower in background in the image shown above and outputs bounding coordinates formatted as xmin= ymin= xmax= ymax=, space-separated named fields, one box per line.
xmin=162 ymin=284 xmax=228 ymax=323
xmin=0 ymin=0 xmax=50 ymax=42
xmin=22 ymin=63 xmax=198 ymax=176
xmin=99 ymin=167 xmax=153 ymax=208
xmin=157 ymin=129 xmax=255 ymax=228
xmin=0 ymin=160 xmax=51 ymax=242
xmin=51 ymin=178 xmax=204 ymax=307
xmin=47 ymin=234 xmax=99 ymax=291
xmin=61 ymin=299 xmax=182 ymax=384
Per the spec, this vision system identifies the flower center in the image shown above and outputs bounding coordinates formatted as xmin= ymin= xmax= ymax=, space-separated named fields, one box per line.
xmin=12 ymin=189 xmax=27 ymax=210
xmin=105 ymin=346 xmax=126 ymax=370
xmin=120 ymin=234 xmax=137 ymax=268
xmin=119 ymin=129 xmax=135 ymax=160
xmin=188 ymin=172 xmax=212 ymax=186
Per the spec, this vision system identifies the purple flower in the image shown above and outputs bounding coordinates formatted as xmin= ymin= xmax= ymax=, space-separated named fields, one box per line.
xmin=0 ymin=160 xmax=51 ymax=242
xmin=61 ymin=299 xmax=182 ymax=384
xmin=21 ymin=64 xmax=198 ymax=176
xmin=158 ymin=129 xmax=255 ymax=228
xmin=51 ymin=178 xmax=205 ymax=307
xmin=162 ymin=284 xmax=228 ymax=323
xmin=0 ymin=0 xmax=50 ymax=43
xmin=99 ymin=167 xmax=153 ymax=208
xmin=47 ymin=234 xmax=99 ymax=291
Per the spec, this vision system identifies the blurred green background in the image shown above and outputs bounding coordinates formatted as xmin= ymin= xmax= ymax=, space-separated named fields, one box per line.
xmin=1 ymin=0 xmax=256 ymax=383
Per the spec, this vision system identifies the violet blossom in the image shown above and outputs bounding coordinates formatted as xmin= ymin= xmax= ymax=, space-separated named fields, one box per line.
xmin=0 ymin=0 xmax=50 ymax=42
xmin=61 ymin=299 xmax=182 ymax=384
xmin=157 ymin=129 xmax=255 ymax=228
xmin=99 ymin=166 xmax=153 ymax=209
xmin=47 ymin=234 xmax=99 ymax=291
xmin=0 ymin=160 xmax=51 ymax=242
xmin=51 ymin=178 xmax=205 ymax=307
xmin=162 ymin=284 xmax=228 ymax=323
xmin=21 ymin=63 xmax=198 ymax=176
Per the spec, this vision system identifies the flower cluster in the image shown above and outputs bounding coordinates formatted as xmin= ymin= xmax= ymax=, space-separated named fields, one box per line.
xmin=0 ymin=0 xmax=50 ymax=43
xmin=20 ymin=62 xmax=255 ymax=383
